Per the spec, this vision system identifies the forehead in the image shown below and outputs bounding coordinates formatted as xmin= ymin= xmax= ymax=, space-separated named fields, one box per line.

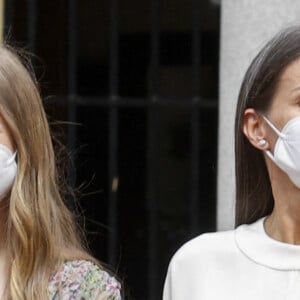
xmin=277 ymin=57 xmax=300 ymax=89
xmin=268 ymin=57 xmax=300 ymax=114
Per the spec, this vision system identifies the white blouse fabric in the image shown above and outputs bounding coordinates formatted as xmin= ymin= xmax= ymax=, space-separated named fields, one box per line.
xmin=163 ymin=217 xmax=300 ymax=300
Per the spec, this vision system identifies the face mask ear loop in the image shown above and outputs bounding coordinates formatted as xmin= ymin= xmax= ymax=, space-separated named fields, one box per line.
xmin=262 ymin=116 xmax=284 ymax=162
xmin=262 ymin=116 xmax=286 ymax=139
xmin=6 ymin=152 xmax=16 ymax=166
xmin=264 ymin=149 xmax=277 ymax=163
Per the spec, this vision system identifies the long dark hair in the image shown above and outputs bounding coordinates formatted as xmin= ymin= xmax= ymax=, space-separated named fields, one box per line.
xmin=235 ymin=26 xmax=300 ymax=226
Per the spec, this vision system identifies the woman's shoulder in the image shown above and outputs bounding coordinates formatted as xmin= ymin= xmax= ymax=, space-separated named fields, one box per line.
xmin=169 ymin=229 xmax=236 ymax=270
xmin=48 ymin=259 xmax=121 ymax=300
xmin=168 ymin=218 xmax=267 ymax=270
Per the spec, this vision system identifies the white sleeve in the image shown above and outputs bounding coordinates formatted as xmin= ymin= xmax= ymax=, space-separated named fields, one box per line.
xmin=162 ymin=237 xmax=204 ymax=300
xmin=162 ymin=256 xmax=182 ymax=300
xmin=162 ymin=262 xmax=173 ymax=300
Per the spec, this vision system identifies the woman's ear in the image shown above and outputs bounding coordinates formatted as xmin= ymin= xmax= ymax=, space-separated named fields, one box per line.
xmin=243 ymin=108 xmax=269 ymax=150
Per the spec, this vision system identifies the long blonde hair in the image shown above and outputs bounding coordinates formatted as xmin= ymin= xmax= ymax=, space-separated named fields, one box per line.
xmin=0 ymin=45 xmax=95 ymax=299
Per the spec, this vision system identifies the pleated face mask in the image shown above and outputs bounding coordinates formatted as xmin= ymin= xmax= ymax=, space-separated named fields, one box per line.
xmin=263 ymin=115 xmax=300 ymax=188
xmin=0 ymin=144 xmax=17 ymax=200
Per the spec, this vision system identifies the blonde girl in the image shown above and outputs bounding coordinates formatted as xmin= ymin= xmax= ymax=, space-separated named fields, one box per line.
xmin=0 ymin=45 xmax=121 ymax=299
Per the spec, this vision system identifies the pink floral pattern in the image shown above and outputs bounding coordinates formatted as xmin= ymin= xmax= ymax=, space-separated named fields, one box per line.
xmin=48 ymin=260 xmax=121 ymax=299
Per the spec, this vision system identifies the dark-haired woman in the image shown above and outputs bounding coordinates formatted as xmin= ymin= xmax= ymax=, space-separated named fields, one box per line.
xmin=163 ymin=26 xmax=300 ymax=300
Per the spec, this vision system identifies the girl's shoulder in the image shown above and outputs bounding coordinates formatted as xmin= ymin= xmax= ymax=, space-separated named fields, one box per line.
xmin=48 ymin=259 xmax=121 ymax=300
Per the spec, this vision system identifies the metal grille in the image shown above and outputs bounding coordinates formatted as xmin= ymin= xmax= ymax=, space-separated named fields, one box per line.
xmin=4 ymin=0 xmax=219 ymax=299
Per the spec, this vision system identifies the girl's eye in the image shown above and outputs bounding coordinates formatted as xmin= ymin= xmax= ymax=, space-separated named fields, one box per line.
xmin=295 ymin=98 xmax=300 ymax=106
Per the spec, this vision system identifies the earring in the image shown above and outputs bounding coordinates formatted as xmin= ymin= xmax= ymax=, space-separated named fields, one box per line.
xmin=258 ymin=139 xmax=267 ymax=147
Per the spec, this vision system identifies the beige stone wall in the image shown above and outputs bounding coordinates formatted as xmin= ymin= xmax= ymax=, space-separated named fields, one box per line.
xmin=218 ymin=0 xmax=300 ymax=230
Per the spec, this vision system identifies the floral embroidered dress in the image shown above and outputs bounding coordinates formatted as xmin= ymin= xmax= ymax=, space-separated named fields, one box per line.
xmin=48 ymin=260 xmax=121 ymax=300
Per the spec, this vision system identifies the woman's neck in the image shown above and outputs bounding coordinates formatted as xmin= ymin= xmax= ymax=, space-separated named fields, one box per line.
xmin=265 ymin=212 xmax=300 ymax=244
xmin=265 ymin=178 xmax=300 ymax=244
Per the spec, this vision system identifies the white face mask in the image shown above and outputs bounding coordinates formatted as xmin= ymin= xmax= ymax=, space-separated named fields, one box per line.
xmin=0 ymin=144 xmax=17 ymax=200
xmin=263 ymin=115 xmax=300 ymax=188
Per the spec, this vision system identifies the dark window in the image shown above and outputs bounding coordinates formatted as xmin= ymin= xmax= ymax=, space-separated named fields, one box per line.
xmin=5 ymin=0 xmax=220 ymax=299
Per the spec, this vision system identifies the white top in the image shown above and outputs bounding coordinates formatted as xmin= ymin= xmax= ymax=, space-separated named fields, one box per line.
xmin=163 ymin=217 xmax=300 ymax=300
